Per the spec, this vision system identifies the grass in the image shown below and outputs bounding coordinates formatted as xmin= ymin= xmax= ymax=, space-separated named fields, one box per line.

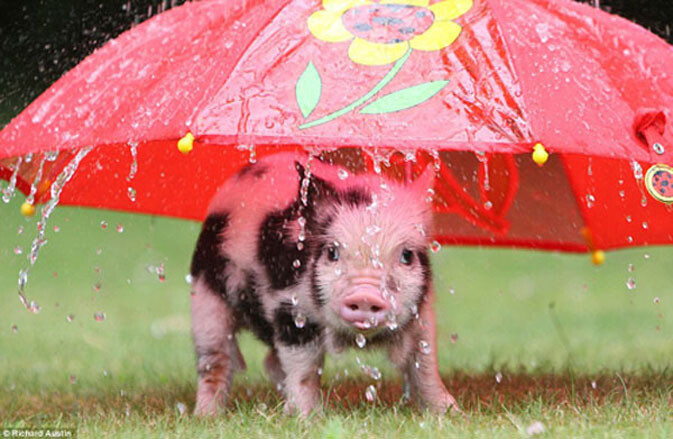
xmin=0 ymin=195 xmax=671 ymax=437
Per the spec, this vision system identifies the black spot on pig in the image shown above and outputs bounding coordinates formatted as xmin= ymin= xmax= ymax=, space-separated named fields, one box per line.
xmin=339 ymin=188 xmax=372 ymax=207
xmin=259 ymin=204 xmax=308 ymax=290
xmin=417 ymin=250 xmax=431 ymax=299
xmin=191 ymin=212 xmax=230 ymax=295
xmin=237 ymin=162 xmax=268 ymax=179
xmin=273 ymin=302 xmax=322 ymax=346
xmin=310 ymin=250 xmax=327 ymax=308
xmin=235 ymin=274 xmax=275 ymax=346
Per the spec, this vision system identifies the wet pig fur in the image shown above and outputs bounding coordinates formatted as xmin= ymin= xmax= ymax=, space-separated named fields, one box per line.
xmin=190 ymin=153 xmax=458 ymax=416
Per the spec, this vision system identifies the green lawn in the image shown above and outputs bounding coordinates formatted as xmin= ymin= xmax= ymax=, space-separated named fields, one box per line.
xmin=0 ymin=195 xmax=671 ymax=438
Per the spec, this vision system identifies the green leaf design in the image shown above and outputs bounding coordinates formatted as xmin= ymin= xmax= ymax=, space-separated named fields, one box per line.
xmin=296 ymin=61 xmax=322 ymax=119
xmin=359 ymin=80 xmax=449 ymax=114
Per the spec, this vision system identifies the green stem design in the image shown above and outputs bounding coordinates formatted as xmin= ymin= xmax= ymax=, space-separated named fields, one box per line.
xmin=299 ymin=47 xmax=412 ymax=130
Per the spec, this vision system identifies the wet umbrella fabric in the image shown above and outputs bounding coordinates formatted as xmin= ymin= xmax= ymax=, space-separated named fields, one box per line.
xmin=0 ymin=0 xmax=672 ymax=253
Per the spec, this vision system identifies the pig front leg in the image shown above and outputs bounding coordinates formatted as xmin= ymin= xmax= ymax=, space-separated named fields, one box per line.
xmin=191 ymin=278 xmax=239 ymax=416
xmin=389 ymin=284 xmax=460 ymax=414
xmin=276 ymin=341 xmax=325 ymax=417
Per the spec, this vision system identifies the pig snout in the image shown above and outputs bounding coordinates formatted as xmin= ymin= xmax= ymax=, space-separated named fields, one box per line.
xmin=339 ymin=284 xmax=390 ymax=330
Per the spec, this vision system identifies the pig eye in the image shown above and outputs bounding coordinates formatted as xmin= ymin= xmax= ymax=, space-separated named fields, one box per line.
xmin=326 ymin=245 xmax=340 ymax=262
xmin=400 ymin=249 xmax=414 ymax=265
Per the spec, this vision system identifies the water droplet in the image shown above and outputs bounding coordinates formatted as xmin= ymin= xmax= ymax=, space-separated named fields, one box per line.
xmin=116 ymin=224 xmax=124 ymax=233
xmin=292 ymin=259 xmax=301 ymax=269
xmin=296 ymin=241 xmax=304 ymax=251
xmin=157 ymin=263 xmax=166 ymax=283
xmin=18 ymin=269 xmax=28 ymax=291
xmin=66 ymin=314 xmax=75 ymax=322
xmin=127 ymin=187 xmax=137 ymax=202
xmin=291 ymin=294 xmax=299 ymax=306
xmin=626 ymin=215 xmax=632 ymax=223
xmin=338 ymin=169 xmax=349 ymax=180
xmin=642 ymin=222 xmax=648 ymax=230
xmin=369 ymin=367 xmax=381 ymax=380
xmin=317 ymin=367 xmax=323 ymax=376
xmin=449 ymin=287 xmax=455 ymax=295
xmin=425 ymin=188 xmax=435 ymax=203
xmin=11 ymin=324 xmax=18 ymax=333
xmin=653 ymin=297 xmax=660 ymax=304
xmin=13 ymin=246 xmax=23 ymax=255
xmin=450 ymin=333 xmax=458 ymax=344
xmin=626 ymin=277 xmax=636 ymax=290
xmin=591 ymin=380 xmax=597 ymax=389
xmin=643 ymin=253 xmax=651 ymax=260
xmin=484 ymin=200 xmax=493 ymax=210
xmin=526 ymin=421 xmax=546 ymax=436
xmin=365 ymin=385 xmax=377 ymax=402
xmin=495 ymin=372 xmax=503 ymax=383
xmin=355 ymin=333 xmax=366 ymax=348
xmin=430 ymin=241 xmax=441 ymax=253
xmin=385 ymin=312 xmax=398 ymax=331
xmin=176 ymin=402 xmax=187 ymax=416
xmin=100 ymin=220 xmax=108 ymax=230
xmin=294 ymin=313 xmax=306 ymax=328
xmin=418 ymin=340 xmax=431 ymax=355
xmin=585 ymin=194 xmax=595 ymax=208
xmin=94 ymin=312 xmax=106 ymax=322
xmin=185 ymin=274 xmax=193 ymax=285
xmin=366 ymin=225 xmax=381 ymax=236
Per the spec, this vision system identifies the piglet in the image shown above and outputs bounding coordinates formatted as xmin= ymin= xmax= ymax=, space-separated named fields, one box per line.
xmin=189 ymin=152 xmax=458 ymax=416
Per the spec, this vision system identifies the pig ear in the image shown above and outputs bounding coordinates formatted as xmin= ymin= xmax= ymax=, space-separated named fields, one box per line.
xmin=295 ymin=161 xmax=337 ymax=205
xmin=409 ymin=163 xmax=436 ymax=197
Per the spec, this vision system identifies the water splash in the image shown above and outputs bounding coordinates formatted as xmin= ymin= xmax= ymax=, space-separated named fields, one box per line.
xmin=18 ymin=148 xmax=92 ymax=298
xmin=26 ymin=154 xmax=48 ymax=205
xmin=355 ymin=333 xmax=366 ymax=348
xmin=126 ymin=142 xmax=138 ymax=202
xmin=2 ymin=156 xmax=23 ymax=203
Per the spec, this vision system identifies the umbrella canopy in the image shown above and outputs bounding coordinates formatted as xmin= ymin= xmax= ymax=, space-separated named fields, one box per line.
xmin=1 ymin=0 xmax=672 ymax=254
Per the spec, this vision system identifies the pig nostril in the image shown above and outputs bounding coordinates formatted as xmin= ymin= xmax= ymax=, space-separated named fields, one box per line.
xmin=371 ymin=305 xmax=381 ymax=312
xmin=349 ymin=304 xmax=359 ymax=311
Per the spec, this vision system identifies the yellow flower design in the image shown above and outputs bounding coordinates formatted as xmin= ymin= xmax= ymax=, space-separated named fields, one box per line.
xmin=308 ymin=0 xmax=473 ymax=66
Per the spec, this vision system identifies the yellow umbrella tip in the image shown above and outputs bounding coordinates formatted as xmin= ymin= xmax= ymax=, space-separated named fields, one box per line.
xmin=177 ymin=132 xmax=194 ymax=155
xmin=21 ymin=202 xmax=36 ymax=217
xmin=591 ymin=250 xmax=605 ymax=266
xmin=532 ymin=143 xmax=549 ymax=166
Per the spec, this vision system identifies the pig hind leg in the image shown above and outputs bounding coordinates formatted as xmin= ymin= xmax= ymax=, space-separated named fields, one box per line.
xmin=191 ymin=277 xmax=240 ymax=415
xmin=264 ymin=348 xmax=286 ymax=390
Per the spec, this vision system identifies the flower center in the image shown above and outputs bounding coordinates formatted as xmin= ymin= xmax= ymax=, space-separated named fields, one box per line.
xmin=342 ymin=4 xmax=435 ymax=45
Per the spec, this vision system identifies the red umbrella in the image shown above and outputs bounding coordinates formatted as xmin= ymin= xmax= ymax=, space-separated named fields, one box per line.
xmin=1 ymin=0 xmax=672 ymax=259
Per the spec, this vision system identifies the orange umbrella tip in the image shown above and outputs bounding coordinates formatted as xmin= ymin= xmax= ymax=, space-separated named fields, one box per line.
xmin=20 ymin=202 xmax=36 ymax=217
xmin=177 ymin=132 xmax=194 ymax=155
xmin=591 ymin=250 xmax=605 ymax=266
xmin=532 ymin=143 xmax=549 ymax=166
